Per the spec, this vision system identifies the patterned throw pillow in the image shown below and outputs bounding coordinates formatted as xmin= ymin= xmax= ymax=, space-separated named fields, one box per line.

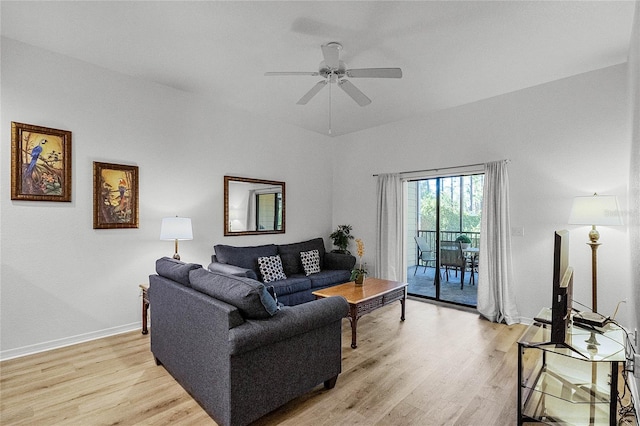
xmin=257 ymin=255 xmax=287 ymax=283
xmin=300 ymin=249 xmax=321 ymax=276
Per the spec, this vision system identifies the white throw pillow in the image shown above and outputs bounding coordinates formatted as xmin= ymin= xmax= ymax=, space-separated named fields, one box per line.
xmin=300 ymin=249 xmax=321 ymax=276
xmin=257 ymin=255 xmax=287 ymax=283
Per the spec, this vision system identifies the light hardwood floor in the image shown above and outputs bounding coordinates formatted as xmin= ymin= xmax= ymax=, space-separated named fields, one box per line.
xmin=0 ymin=299 xmax=628 ymax=425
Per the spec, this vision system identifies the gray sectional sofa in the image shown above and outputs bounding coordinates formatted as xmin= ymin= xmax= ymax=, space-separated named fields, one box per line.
xmin=208 ymin=237 xmax=356 ymax=305
xmin=149 ymin=257 xmax=349 ymax=426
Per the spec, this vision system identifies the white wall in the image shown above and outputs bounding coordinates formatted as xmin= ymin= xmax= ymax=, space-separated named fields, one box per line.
xmin=331 ymin=64 xmax=633 ymax=327
xmin=0 ymin=38 xmax=333 ymax=359
xmin=1 ymin=37 xmax=635 ymax=359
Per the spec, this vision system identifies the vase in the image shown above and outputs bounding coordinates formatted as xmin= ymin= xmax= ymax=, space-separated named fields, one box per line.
xmin=355 ymin=273 xmax=364 ymax=285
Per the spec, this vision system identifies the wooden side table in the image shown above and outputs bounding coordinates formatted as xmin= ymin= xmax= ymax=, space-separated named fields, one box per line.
xmin=139 ymin=283 xmax=149 ymax=335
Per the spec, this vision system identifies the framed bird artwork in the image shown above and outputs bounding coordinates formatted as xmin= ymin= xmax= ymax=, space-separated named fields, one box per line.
xmin=93 ymin=162 xmax=139 ymax=229
xmin=11 ymin=122 xmax=72 ymax=202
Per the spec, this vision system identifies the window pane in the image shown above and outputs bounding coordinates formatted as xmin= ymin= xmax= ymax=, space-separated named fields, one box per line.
xmin=256 ymin=193 xmax=276 ymax=230
xmin=439 ymin=176 xmax=460 ymax=234
xmin=418 ymin=179 xmax=437 ymax=231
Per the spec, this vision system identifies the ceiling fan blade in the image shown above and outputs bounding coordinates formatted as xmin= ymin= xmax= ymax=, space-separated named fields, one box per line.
xmin=265 ymin=72 xmax=319 ymax=76
xmin=321 ymin=43 xmax=341 ymax=70
xmin=346 ymin=68 xmax=403 ymax=78
xmin=297 ymin=80 xmax=327 ymax=105
xmin=338 ymin=79 xmax=371 ymax=106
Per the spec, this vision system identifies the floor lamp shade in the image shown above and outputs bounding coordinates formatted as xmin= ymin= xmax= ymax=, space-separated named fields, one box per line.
xmin=160 ymin=217 xmax=193 ymax=260
xmin=568 ymin=194 xmax=623 ymax=228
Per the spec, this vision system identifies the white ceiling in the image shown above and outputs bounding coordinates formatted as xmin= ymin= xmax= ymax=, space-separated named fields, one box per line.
xmin=1 ymin=1 xmax=635 ymax=137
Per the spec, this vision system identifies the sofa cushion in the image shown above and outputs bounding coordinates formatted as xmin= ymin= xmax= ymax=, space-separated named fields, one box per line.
xmin=214 ymin=244 xmax=277 ymax=281
xmin=268 ymin=275 xmax=312 ymax=296
xmin=323 ymin=251 xmax=357 ymax=271
xmin=155 ymin=257 xmax=202 ymax=287
xmin=189 ymin=268 xmax=279 ymax=319
xmin=309 ymin=269 xmax=352 ymax=288
xmin=277 ymin=238 xmax=326 ymax=276
xmin=300 ymin=249 xmax=321 ymax=276
xmin=208 ymin=262 xmax=259 ymax=280
xmin=257 ymin=255 xmax=287 ymax=283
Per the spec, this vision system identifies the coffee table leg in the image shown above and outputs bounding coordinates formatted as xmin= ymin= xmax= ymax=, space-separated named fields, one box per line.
xmin=400 ymin=296 xmax=406 ymax=321
xmin=349 ymin=305 xmax=358 ymax=349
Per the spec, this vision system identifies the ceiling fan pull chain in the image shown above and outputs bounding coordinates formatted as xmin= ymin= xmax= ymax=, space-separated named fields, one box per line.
xmin=328 ymin=75 xmax=332 ymax=135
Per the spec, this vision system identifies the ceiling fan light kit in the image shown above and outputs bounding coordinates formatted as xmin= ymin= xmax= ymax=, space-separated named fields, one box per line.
xmin=265 ymin=42 xmax=402 ymax=107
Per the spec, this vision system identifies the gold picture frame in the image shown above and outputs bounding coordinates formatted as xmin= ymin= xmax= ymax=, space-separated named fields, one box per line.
xmin=93 ymin=162 xmax=139 ymax=229
xmin=11 ymin=122 xmax=72 ymax=202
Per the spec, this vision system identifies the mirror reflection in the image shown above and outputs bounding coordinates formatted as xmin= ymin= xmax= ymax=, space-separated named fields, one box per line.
xmin=224 ymin=176 xmax=285 ymax=236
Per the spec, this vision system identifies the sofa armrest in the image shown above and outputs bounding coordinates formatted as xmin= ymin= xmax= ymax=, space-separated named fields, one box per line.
xmin=228 ymin=296 xmax=348 ymax=355
xmin=323 ymin=252 xmax=356 ymax=271
xmin=208 ymin=261 xmax=258 ymax=280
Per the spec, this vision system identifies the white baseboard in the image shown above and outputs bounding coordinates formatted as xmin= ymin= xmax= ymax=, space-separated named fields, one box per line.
xmin=520 ymin=316 xmax=534 ymax=326
xmin=0 ymin=322 xmax=141 ymax=361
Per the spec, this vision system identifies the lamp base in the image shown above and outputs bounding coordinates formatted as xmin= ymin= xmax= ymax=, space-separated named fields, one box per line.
xmin=585 ymin=331 xmax=600 ymax=355
xmin=173 ymin=239 xmax=181 ymax=260
xmin=587 ymin=240 xmax=601 ymax=313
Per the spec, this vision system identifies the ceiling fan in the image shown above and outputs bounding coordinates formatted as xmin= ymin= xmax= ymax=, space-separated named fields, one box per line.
xmin=265 ymin=42 xmax=402 ymax=107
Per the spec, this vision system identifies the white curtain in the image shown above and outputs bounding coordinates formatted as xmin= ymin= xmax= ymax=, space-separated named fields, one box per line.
xmin=477 ymin=160 xmax=520 ymax=325
xmin=628 ymin=0 xmax=640 ymax=393
xmin=375 ymin=174 xmax=403 ymax=280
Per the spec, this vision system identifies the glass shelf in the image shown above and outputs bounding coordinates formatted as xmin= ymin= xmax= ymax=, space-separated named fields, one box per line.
xmin=517 ymin=308 xmax=626 ymax=425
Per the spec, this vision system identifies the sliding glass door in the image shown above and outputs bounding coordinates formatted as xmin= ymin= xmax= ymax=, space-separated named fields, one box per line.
xmin=406 ymin=174 xmax=483 ymax=307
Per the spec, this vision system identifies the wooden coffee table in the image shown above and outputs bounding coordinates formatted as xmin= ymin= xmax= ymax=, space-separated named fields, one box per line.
xmin=313 ymin=278 xmax=407 ymax=349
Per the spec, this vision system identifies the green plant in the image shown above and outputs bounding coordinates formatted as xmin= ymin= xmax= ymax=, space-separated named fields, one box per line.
xmin=329 ymin=224 xmax=354 ymax=254
xmin=456 ymin=234 xmax=472 ymax=244
xmin=350 ymin=265 xmax=368 ymax=281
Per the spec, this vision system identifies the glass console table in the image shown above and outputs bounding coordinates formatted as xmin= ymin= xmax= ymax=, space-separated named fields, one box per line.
xmin=518 ymin=308 xmax=626 ymax=425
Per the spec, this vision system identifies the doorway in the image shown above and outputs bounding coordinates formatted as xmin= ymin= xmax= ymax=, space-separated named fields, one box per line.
xmin=406 ymin=174 xmax=483 ymax=307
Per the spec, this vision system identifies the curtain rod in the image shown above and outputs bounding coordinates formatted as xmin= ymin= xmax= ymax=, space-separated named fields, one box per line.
xmin=372 ymin=161 xmax=487 ymax=177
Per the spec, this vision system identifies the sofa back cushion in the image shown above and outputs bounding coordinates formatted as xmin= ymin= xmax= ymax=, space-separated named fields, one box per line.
xmin=277 ymin=238 xmax=326 ymax=276
xmin=214 ymin=244 xmax=277 ymax=281
xmin=189 ymin=268 xmax=279 ymax=319
xmin=155 ymin=257 xmax=202 ymax=287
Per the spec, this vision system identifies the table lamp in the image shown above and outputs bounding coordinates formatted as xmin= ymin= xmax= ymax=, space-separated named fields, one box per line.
xmin=160 ymin=216 xmax=193 ymax=260
xmin=568 ymin=193 xmax=622 ymax=312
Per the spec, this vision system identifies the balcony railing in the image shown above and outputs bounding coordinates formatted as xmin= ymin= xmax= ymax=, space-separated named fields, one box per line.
xmin=414 ymin=230 xmax=481 ymax=264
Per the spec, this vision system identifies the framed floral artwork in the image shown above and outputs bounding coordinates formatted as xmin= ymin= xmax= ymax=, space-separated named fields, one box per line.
xmin=93 ymin=162 xmax=139 ymax=229
xmin=11 ymin=122 xmax=72 ymax=201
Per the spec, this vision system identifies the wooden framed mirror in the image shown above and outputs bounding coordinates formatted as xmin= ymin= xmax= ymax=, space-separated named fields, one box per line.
xmin=224 ymin=176 xmax=285 ymax=236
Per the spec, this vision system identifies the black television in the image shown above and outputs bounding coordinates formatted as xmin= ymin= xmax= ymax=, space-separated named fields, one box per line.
xmin=550 ymin=229 xmax=573 ymax=344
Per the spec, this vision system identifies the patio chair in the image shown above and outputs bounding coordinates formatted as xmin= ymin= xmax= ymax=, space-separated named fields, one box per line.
xmin=413 ymin=236 xmax=437 ymax=276
xmin=440 ymin=240 xmax=467 ymax=289
xmin=467 ymin=252 xmax=479 ymax=286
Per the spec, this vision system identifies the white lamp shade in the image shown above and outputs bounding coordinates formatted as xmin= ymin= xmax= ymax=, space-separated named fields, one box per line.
xmin=160 ymin=217 xmax=193 ymax=240
xmin=568 ymin=194 xmax=623 ymax=226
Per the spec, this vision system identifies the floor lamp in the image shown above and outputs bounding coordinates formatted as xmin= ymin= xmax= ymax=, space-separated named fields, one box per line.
xmin=160 ymin=216 xmax=193 ymax=260
xmin=568 ymin=193 xmax=622 ymax=313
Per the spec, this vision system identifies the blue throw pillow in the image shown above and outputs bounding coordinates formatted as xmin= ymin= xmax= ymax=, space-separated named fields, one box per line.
xmin=189 ymin=268 xmax=279 ymax=319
